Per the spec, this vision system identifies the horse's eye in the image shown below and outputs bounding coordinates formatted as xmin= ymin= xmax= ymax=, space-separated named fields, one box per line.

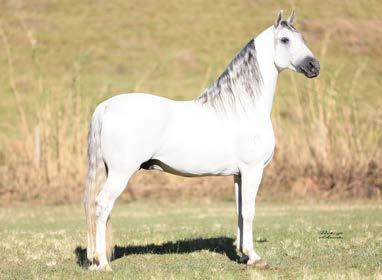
xmin=281 ymin=37 xmax=289 ymax=44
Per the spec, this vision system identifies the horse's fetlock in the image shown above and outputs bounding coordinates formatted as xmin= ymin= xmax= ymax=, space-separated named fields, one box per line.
xmin=242 ymin=247 xmax=254 ymax=256
xmin=93 ymin=254 xmax=100 ymax=266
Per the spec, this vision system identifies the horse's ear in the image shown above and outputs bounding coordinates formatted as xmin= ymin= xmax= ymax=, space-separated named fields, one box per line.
xmin=287 ymin=10 xmax=295 ymax=25
xmin=274 ymin=10 xmax=283 ymax=28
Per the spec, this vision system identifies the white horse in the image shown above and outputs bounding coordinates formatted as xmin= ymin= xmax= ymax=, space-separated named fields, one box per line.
xmin=84 ymin=10 xmax=320 ymax=271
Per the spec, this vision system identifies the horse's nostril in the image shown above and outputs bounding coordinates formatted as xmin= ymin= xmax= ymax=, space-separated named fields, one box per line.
xmin=299 ymin=57 xmax=320 ymax=77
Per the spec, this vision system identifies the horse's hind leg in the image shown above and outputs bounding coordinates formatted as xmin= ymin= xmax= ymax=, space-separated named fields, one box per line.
xmin=92 ymin=168 xmax=135 ymax=271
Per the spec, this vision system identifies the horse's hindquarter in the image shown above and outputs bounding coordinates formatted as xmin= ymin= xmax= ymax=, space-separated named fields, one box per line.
xmin=100 ymin=93 xmax=174 ymax=171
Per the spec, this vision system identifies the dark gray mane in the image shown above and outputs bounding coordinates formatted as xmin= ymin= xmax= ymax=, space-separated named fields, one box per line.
xmin=196 ymin=39 xmax=262 ymax=111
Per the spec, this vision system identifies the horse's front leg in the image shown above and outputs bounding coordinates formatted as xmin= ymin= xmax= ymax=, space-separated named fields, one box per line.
xmin=234 ymin=175 xmax=243 ymax=253
xmin=236 ymin=164 xmax=268 ymax=268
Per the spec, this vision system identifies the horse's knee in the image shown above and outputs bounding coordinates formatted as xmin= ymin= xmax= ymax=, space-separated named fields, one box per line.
xmin=241 ymin=209 xmax=255 ymax=224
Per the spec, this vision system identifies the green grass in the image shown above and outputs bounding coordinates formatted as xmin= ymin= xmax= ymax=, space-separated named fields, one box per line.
xmin=0 ymin=200 xmax=380 ymax=279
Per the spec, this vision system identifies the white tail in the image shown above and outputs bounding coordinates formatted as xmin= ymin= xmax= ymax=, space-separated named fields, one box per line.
xmin=83 ymin=102 xmax=113 ymax=263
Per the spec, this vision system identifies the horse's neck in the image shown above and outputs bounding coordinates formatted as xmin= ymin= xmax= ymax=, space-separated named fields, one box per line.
xmin=195 ymin=26 xmax=279 ymax=119
xmin=252 ymin=26 xmax=279 ymax=116
xmin=222 ymin=27 xmax=278 ymax=119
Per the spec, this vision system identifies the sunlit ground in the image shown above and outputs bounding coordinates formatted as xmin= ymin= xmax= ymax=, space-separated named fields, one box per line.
xmin=0 ymin=200 xmax=380 ymax=279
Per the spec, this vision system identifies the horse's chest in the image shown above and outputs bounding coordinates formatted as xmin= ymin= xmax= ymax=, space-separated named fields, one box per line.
xmin=237 ymin=124 xmax=275 ymax=166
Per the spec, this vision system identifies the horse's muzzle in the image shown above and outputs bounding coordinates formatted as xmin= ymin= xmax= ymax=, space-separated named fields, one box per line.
xmin=297 ymin=56 xmax=320 ymax=78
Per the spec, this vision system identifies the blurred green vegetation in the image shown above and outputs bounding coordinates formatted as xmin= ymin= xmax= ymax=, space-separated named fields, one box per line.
xmin=0 ymin=0 xmax=381 ymax=138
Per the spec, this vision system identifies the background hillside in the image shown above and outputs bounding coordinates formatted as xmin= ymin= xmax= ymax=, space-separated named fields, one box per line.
xmin=0 ymin=0 xmax=381 ymax=203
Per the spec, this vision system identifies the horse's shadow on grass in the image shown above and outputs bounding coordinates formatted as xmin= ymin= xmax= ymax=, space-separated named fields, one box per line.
xmin=75 ymin=237 xmax=238 ymax=267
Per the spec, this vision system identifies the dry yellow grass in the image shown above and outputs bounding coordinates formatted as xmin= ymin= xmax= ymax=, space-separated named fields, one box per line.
xmin=0 ymin=1 xmax=380 ymax=203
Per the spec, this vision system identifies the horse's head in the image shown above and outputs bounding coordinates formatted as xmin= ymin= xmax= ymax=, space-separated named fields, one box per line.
xmin=273 ymin=10 xmax=320 ymax=78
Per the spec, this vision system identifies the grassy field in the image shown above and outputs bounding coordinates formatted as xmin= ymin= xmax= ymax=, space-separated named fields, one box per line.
xmin=0 ymin=200 xmax=380 ymax=279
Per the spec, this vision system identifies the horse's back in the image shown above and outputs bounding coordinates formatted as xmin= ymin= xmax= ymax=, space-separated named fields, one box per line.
xmin=103 ymin=92 xmax=173 ymax=111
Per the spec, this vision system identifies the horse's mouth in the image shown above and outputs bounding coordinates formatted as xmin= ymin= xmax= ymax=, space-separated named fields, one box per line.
xmin=303 ymin=70 xmax=319 ymax=78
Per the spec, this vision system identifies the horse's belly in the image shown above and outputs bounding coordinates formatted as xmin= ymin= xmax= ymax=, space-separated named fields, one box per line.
xmin=154 ymin=130 xmax=239 ymax=176
xmin=153 ymin=108 xmax=241 ymax=176
xmin=140 ymin=158 xmax=238 ymax=177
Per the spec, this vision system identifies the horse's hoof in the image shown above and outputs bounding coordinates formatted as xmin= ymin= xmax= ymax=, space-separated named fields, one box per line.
xmin=103 ymin=264 xmax=113 ymax=272
xmin=239 ymin=255 xmax=249 ymax=263
xmin=247 ymin=259 xmax=269 ymax=269
xmin=88 ymin=263 xmax=113 ymax=272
